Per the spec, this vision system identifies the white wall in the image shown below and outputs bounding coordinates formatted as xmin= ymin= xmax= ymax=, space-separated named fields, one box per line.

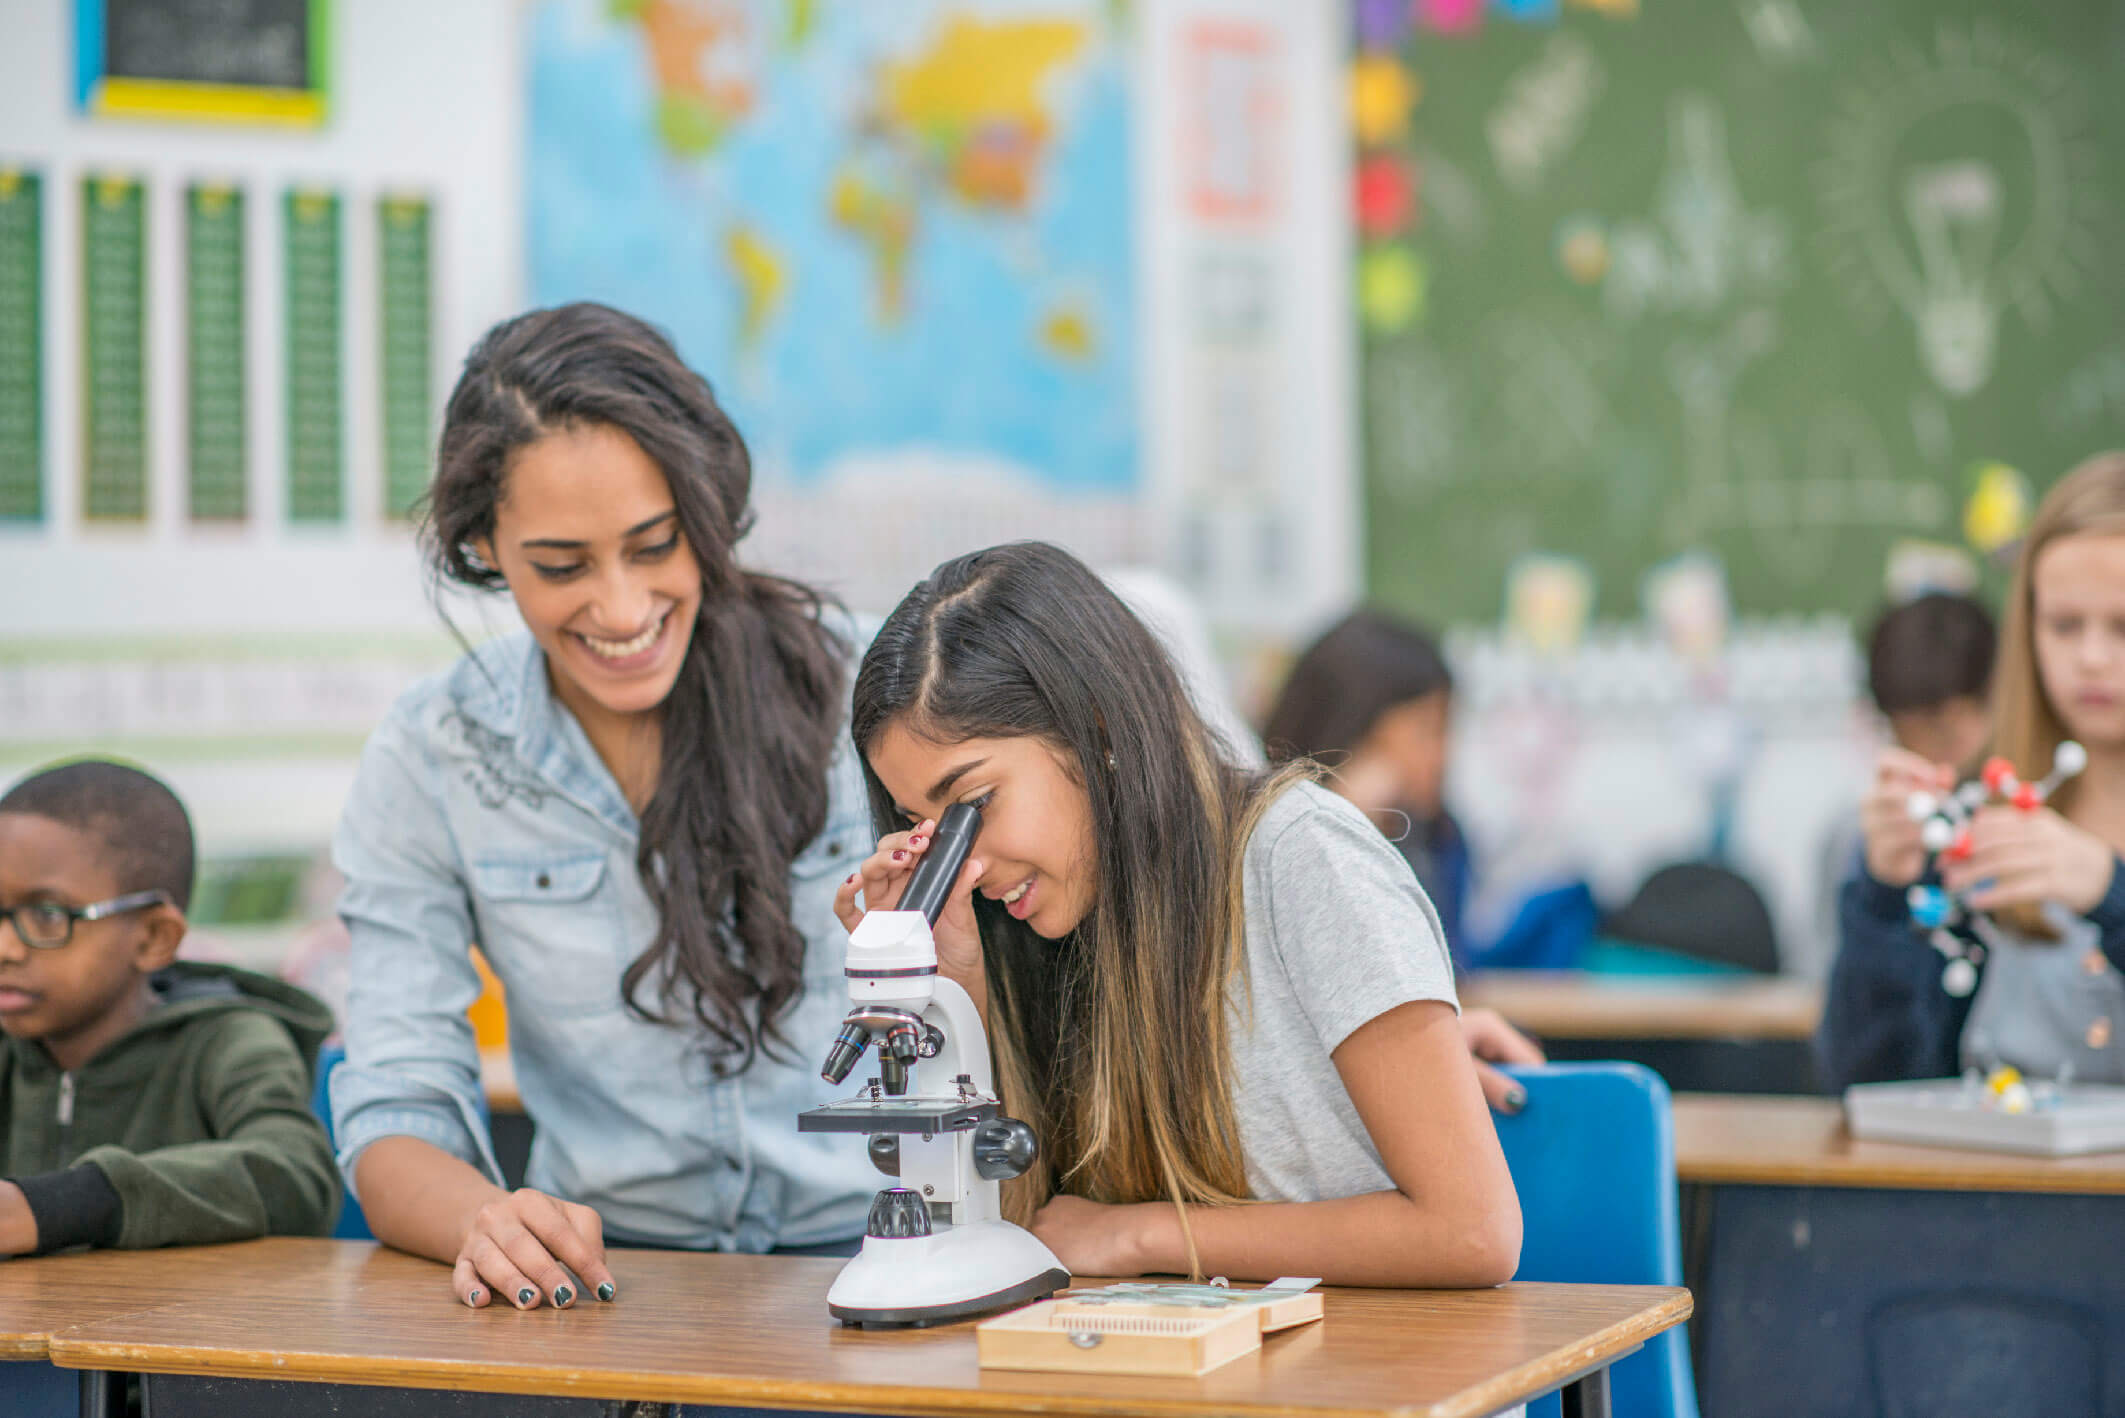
xmin=0 ymin=0 xmax=524 ymax=637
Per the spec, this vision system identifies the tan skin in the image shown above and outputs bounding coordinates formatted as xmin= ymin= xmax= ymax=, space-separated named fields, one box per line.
xmin=1863 ymin=532 xmax=2125 ymax=917
xmin=0 ymin=812 xmax=188 ymax=1255
xmin=1326 ymin=691 xmax=1546 ymax=1111
xmin=354 ymin=422 xmax=703 ymax=1311
xmin=836 ymin=725 xmax=1522 ymax=1287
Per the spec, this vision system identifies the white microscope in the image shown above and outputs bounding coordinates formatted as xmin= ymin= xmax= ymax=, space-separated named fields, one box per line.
xmin=798 ymin=802 xmax=1070 ymax=1327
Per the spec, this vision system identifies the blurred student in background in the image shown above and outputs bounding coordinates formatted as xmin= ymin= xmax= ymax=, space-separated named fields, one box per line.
xmin=1867 ymin=592 xmax=1998 ymax=772
xmin=1826 ymin=453 xmax=2125 ymax=1087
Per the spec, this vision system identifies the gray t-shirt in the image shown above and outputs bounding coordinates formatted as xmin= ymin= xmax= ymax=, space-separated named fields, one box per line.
xmin=1229 ymin=780 xmax=1460 ymax=1203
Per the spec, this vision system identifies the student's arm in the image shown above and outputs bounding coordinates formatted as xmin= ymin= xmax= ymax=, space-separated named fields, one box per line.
xmin=53 ymin=1013 xmax=341 ymax=1249
xmin=331 ymin=707 xmax=610 ymax=1308
xmin=1038 ymin=998 xmax=1520 ymax=1287
xmin=1819 ymin=867 xmax=1969 ymax=1089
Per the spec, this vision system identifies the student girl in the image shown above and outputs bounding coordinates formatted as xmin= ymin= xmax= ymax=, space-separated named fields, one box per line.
xmin=331 ymin=303 xmax=881 ymax=1311
xmin=1826 ymin=452 xmax=2125 ymax=1089
xmin=834 ymin=542 xmax=1521 ymax=1284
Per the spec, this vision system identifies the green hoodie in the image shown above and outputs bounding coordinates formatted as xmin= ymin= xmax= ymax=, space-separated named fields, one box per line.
xmin=0 ymin=961 xmax=340 ymax=1252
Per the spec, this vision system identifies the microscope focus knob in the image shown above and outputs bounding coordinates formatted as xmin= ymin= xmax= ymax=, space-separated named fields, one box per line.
xmin=866 ymin=1187 xmax=933 ymax=1239
xmin=971 ymin=1117 xmax=1039 ymax=1181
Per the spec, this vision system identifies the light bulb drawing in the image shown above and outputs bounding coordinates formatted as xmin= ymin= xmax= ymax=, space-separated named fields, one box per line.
xmin=1816 ymin=23 xmax=2106 ymax=400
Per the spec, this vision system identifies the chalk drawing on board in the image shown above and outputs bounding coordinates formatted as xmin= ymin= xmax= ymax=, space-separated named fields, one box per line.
xmin=2049 ymin=346 xmax=2125 ymax=437
xmin=1476 ymin=313 xmax=1609 ymax=479
xmin=1485 ymin=33 xmax=1605 ymax=195
xmin=1418 ymin=149 xmax=1488 ymax=246
xmin=1365 ymin=341 xmax=1461 ymax=503
xmin=1667 ymin=313 xmax=1944 ymax=583
xmin=1815 ymin=22 xmax=2107 ymax=398
xmin=1738 ymin=0 xmax=1817 ymax=65
xmin=1603 ymin=94 xmax=1788 ymax=320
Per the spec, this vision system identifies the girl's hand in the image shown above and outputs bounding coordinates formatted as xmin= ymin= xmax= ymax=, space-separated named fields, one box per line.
xmin=1861 ymin=748 xmax=1955 ymax=888
xmin=451 ymin=1187 xmax=615 ymax=1311
xmin=832 ymin=820 xmax=988 ymax=998
xmin=1458 ymin=1008 xmax=1544 ymax=1114
xmin=1944 ymin=804 xmax=2118 ymax=918
xmin=1030 ymin=1195 xmax=1175 ymax=1278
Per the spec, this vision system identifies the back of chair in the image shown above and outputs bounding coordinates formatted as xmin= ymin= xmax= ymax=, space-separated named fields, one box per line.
xmin=311 ymin=1041 xmax=374 ymax=1241
xmin=1494 ymin=1063 xmax=1699 ymax=1418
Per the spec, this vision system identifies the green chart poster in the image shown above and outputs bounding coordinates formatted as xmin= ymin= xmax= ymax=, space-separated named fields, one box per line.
xmin=379 ymin=195 xmax=432 ymax=520
xmin=0 ymin=169 xmax=39 ymax=521
xmin=284 ymin=187 xmax=341 ymax=522
xmin=188 ymin=184 xmax=246 ymax=521
xmin=83 ymin=174 xmax=147 ymax=522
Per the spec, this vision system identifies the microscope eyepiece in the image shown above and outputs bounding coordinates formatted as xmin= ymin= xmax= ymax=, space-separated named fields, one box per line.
xmin=897 ymin=802 xmax=982 ymax=925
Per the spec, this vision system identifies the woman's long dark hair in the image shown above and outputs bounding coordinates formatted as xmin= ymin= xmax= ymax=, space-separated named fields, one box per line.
xmin=423 ymin=302 xmax=846 ymax=1071
xmin=851 ymin=542 xmax=1303 ymax=1262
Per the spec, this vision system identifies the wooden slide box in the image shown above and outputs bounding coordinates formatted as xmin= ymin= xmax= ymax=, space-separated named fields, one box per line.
xmin=977 ymin=1287 xmax=1325 ymax=1378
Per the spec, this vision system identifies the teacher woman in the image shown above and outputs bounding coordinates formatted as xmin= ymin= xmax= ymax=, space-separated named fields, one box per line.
xmin=331 ymin=302 xmax=877 ymax=1311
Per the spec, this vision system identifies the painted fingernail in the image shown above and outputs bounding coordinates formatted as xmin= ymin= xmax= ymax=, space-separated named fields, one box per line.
xmin=554 ymin=1284 xmax=575 ymax=1308
xmin=892 ymin=850 xmax=906 ymax=862
xmin=911 ymin=836 xmax=927 ymax=848
xmin=465 ymin=1287 xmax=484 ymax=1307
xmin=597 ymin=1282 xmax=616 ymax=1302
xmin=845 ymin=873 xmax=857 ymax=884
xmin=517 ymin=1286 xmax=536 ymax=1308
xmin=1506 ymin=1086 xmax=1528 ymax=1112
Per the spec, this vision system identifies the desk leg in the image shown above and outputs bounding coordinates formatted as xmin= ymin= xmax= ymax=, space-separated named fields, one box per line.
xmin=78 ymin=1369 xmax=125 ymax=1418
xmin=1560 ymin=1364 xmax=1612 ymax=1418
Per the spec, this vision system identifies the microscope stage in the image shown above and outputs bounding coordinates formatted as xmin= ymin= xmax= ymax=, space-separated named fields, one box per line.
xmin=797 ymin=1097 xmax=1001 ymax=1134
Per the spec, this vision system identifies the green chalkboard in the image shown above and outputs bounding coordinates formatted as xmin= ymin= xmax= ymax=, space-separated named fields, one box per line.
xmin=1357 ymin=0 xmax=2125 ymax=625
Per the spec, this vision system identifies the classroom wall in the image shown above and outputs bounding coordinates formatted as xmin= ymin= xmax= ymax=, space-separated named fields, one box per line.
xmin=0 ymin=0 xmax=523 ymax=636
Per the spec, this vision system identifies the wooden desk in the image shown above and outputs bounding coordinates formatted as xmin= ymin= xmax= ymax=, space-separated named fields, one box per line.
xmin=1462 ymin=973 xmax=1825 ymax=1095
xmin=0 ymin=1244 xmax=268 ymax=1359
xmin=1463 ymin=973 xmax=1822 ymax=1041
xmin=1671 ymin=1093 xmax=2125 ymax=1418
xmin=1673 ymin=1092 xmax=2125 ymax=1193
xmin=45 ymin=1239 xmax=1690 ymax=1418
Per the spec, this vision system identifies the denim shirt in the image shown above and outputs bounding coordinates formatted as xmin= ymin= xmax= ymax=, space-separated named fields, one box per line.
xmin=330 ymin=625 xmax=877 ymax=1251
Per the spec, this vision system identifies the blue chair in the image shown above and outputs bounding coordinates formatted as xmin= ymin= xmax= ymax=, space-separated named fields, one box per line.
xmin=312 ymin=1041 xmax=374 ymax=1240
xmin=0 ymin=1359 xmax=76 ymax=1418
xmin=1494 ymin=1062 xmax=1700 ymax=1418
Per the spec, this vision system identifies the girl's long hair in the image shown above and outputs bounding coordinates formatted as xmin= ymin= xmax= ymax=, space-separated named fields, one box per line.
xmin=423 ymin=302 xmax=847 ymax=1071
xmin=850 ymin=542 xmax=1305 ymax=1268
xmin=1992 ymin=450 xmax=2125 ymax=935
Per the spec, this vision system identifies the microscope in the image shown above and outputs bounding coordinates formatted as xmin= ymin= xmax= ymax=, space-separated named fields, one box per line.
xmin=798 ymin=802 xmax=1070 ymax=1327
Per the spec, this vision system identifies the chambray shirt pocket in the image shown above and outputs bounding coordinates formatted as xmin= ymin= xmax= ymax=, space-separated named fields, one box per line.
xmin=469 ymin=851 xmax=630 ymax=1022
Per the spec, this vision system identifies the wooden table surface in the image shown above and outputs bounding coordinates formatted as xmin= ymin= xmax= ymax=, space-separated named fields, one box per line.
xmin=0 ymin=1243 xmax=279 ymax=1358
xmin=1672 ymin=1093 xmax=2125 ymax=1194
xmin=42 ymin=1240 xmax=1690 ymax=1418
xmin=1463 ymin=972 xmax=1823 ymax=1041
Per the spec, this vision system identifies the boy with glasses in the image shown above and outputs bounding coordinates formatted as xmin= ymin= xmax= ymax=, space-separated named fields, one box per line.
xmin=0 ymin=760 xmax=338 ymax=1254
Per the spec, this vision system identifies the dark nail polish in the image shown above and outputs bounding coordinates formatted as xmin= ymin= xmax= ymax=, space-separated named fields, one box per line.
xmin=845 ymin=873 xmax=857 ymax=884
xmin=597 ymin=1282 xmax=615 ymax=1302
xmin=892 ymin=850 xmax=906 ymax=862
xmin=554 ymin=1284 xmax=574 ymax=1308
xmin=465 ymin=1288 xmax=483 ymax=1307
xmin=517 ymin=1286 xmax=536 ymax=1308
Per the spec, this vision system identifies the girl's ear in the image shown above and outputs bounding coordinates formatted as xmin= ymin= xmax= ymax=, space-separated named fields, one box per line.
xmin=133 ymin=903 xmax=187 ymax=973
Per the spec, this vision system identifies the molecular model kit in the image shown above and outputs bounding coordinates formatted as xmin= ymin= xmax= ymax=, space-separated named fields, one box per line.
xmin=1903 ymin=741 xmax=2087 ymax=998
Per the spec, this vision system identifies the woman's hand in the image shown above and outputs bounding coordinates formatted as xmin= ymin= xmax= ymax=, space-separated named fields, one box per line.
xmin=1458 ymin=1007 xmax=1544 ymax=1114
xmin=451 ymin=1187 xmax=615 ymax=1311
xmin=1030 ymin=1195 xmax=1175 ymax=1278
xmin=1861 ymin=748 xmax=1955 ymax=888
xmin=832 ymin=820 xmax=988 ymax=1001
xmin=1944 ymin=804 xmax=2118 ymax=918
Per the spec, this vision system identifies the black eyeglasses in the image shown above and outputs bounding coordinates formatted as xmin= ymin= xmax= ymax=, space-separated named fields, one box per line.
xmin=0 ymin=891 xmax=173 ymax=950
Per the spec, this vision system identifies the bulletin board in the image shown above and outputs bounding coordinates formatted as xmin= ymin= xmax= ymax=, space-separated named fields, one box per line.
xmin=76 ymin=0 xmax=329 ymax=126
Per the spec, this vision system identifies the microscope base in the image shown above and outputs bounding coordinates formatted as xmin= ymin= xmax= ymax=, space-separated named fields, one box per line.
xmin=827 ymin=1221 xmax=1070 ymax=1329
